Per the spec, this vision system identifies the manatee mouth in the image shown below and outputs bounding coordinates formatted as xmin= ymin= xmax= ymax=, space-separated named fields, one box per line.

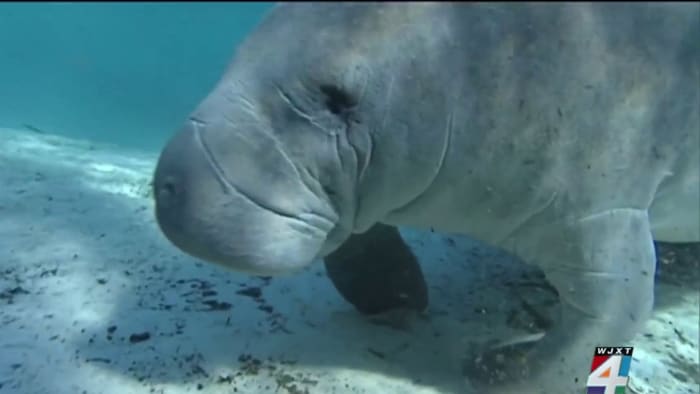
xmin=190 ymin=119 xmax=335 ymax=240
xmin=153 ymin=119 xmax=337 ymax=275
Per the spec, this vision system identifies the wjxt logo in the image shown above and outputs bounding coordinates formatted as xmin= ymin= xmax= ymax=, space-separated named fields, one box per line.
xmin=587 ymin=346 xmax=634 ymax=394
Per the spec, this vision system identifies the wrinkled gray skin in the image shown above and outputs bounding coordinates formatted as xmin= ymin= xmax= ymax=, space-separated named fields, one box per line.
xmin=153 ymin=3 xmax=700 ymax=393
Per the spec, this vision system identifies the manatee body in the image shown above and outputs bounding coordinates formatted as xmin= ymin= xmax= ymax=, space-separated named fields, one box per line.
xmin=153 ymin=3 xmax=699 ymax=393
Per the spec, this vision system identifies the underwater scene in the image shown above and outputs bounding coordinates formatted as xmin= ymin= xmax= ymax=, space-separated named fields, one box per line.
xmin=0 ymin=3 xmax=698 ymax=394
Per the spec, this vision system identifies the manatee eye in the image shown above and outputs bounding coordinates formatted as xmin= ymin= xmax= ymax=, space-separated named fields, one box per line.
xmin=319 ymin=84 xmax=356 ymax=115
xmin=323 ymin=185 xmax=337 ymax=197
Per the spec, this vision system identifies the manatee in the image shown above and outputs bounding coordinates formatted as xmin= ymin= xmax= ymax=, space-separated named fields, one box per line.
xmin=152 ymin=3 xmax=700 ymax=393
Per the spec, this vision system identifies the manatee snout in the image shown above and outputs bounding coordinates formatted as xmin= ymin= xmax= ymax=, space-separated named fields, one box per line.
xmin=153 ymin=118 xmax=338 ymax=275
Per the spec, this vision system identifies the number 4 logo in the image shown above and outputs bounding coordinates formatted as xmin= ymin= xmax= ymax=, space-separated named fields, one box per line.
xmin=587 ymin=355 xmax=631 ymax=394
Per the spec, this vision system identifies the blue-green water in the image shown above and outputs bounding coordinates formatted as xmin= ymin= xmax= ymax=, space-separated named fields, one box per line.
xmin=0 ymin=2 xmax=272 ymax=150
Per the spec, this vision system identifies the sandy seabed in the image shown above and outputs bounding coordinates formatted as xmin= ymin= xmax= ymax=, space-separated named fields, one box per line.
xmin=0 ymin=127 xmax=697 ymax=394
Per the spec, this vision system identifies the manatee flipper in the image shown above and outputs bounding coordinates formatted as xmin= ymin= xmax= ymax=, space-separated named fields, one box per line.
xmin=464 ymin=209 xmax=655 ymax=394
xmin=324 ymin=223 xmax=428 ymax=315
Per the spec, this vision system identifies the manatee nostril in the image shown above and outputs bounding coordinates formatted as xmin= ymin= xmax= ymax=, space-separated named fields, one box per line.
xmin=163 ymin=181 xmax=176 ymax=196
xmin=157 ymin=176 xmax=179 ymax=200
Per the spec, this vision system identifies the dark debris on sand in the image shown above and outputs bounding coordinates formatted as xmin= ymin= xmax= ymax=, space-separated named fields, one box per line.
xmin=236 ymin=278 xmax=292 ymax=334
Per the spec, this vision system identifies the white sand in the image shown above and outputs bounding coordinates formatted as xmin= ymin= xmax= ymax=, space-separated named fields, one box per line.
xmin=0 ymin=128 xmax=697 ymax=394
